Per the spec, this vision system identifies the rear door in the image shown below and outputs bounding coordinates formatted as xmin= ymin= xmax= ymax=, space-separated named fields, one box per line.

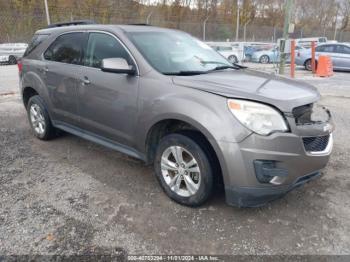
xmin=334 ymin=45 xmax=350 ymax=70
xmin=76 ymin=32 xmax=139 ymax=147
xmin=42 ymin=32 xmax=87 ymax=125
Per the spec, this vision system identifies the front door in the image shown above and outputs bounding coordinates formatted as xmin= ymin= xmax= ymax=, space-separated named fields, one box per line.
xmin=77 ymin=32 xmax=139 ymax=147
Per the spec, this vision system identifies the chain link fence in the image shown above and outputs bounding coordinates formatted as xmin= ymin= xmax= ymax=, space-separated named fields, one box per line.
xmin=1 ymin=9 xmax=350 ymax=44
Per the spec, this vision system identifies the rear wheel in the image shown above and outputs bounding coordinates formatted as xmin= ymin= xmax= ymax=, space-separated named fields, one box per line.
xmin=154 ymin=133 xmax=213 ymax=207
xmin=259 ymin=55 xmax=270 ymax=64
xmin=8 ymin=56 xmax=17 ymax=65
xmin=228 ymin=55 xmax=238 ymax=64
xmin=27 ymin=95 xmax=57 ymax=140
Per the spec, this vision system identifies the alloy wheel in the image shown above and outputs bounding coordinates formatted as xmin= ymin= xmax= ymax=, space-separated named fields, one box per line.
xmin=260 ymin=55 xmax=269 ymax=64
xmin=29 ymin=104 xmax=46 ymax=135
xmin=161 ymin=146 xmax=201 ymax=197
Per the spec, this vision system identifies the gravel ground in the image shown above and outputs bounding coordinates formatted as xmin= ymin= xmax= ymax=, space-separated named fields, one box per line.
xmin=0 ymin=64 xmax=350 ymax=256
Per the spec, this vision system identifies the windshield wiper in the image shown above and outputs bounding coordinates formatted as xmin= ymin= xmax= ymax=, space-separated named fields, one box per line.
xmin=163 ymin=65 xmax=244 ymax=76
xmin=163 ymin=71 xmax=207 ymax=76
xmin=211 ymin=65 xmax=238 ymax=71
xmin=163 ymin=64 xmax=248 ymax=76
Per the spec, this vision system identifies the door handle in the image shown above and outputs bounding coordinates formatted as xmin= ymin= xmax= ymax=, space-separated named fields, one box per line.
xmin=82 ymin=76 xmax=91 ymax=85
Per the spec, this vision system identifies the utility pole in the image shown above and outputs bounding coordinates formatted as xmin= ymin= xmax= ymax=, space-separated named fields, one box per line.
xmin=146 ymin=10 xmax=154 ymax=24
xmin=203 ymin=16 xmax=209 ymax=41
xmin=235 ymin=5 xmax=240 ymax=41
xmin=279 ymin=0 xmax=294 ymax=75
xmin=44 ymin=0 xmax=51 ymax=25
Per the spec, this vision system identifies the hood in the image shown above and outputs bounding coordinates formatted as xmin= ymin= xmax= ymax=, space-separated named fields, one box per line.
xmin=172 ymin=69 xmax=320 ymax=112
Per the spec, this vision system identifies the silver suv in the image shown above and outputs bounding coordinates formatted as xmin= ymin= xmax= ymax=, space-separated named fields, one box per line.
xmin=19 ymin=22 xmax=334 ymax=207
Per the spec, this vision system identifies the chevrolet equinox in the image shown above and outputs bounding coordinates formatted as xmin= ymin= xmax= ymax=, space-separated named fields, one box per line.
xmin=19 ymin=22 xmax=334 ymax=207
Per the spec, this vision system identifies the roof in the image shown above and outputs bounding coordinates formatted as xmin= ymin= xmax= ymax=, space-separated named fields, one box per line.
xmin=36 ymin=24 xmax=176 ymax=35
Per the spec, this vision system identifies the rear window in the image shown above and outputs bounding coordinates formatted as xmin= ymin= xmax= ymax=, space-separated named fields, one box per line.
xmin=43 ymin=33 xmax=85 ymax=65
xmin=24 ymin=34 xmax=49 ymax=57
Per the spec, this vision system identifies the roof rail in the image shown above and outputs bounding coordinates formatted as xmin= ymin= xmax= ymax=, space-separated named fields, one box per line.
xmin=46 ymin=20 xmax=96 ymax=28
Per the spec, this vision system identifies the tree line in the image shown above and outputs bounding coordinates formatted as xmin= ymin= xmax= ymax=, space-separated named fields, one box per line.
xmin=1 ymin=0 xmax=349 ymax=42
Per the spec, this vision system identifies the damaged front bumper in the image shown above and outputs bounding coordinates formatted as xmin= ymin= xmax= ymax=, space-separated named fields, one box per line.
xmin=221 ymin=103 xmax=334 ymax=207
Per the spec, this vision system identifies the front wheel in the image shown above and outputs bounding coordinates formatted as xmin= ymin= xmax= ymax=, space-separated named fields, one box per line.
xmin=305 ymin=59 xmax=317 ymax=71
xmin=259 ymin=55 xmax=270 ymax=64
xmin=154 ymin=133 xmax=214 ymax=207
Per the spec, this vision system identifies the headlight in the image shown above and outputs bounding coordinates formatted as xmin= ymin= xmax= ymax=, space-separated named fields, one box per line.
xmin=227 ymin=99 xmax=288 ymax=135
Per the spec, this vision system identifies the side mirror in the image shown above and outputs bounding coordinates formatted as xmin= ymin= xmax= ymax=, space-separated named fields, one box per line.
xmin=101 ymin=58 xmax=136 ymax=75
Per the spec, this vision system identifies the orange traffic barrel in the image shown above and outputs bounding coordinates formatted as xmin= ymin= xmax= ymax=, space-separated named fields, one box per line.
xmin=316 ymin=55 xmax=333 ymax=77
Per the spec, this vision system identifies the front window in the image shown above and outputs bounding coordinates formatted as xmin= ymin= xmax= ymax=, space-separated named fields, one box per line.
xmin=316 ymin=45 xmax=335 ymax=53
xmin=128 ymin=31 xmax=232 ymax=75
xmin=84 ymin=32 xmax=133 ymax=68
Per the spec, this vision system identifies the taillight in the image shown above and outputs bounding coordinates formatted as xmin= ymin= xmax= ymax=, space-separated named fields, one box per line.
xmin=17 ymin=60 xmax=23 ymax=73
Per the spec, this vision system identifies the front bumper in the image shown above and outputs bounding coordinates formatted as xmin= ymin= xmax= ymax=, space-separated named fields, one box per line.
xmin=219 ymin=116 xmax=334 ymax=207
xmin=251 ymin=56 xmax=260 ymax=63
xmin=295 ymin=56 xmax=306 ymax=66
xmin=226 ymin=171 xmax=322 ymax=207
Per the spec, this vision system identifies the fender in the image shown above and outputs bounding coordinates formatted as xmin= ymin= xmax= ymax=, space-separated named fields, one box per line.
xmin=21 ymin=69 xmax=54 ymax=119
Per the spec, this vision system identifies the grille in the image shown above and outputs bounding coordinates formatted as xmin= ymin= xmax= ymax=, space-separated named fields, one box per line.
xmin=303 ymin=135 xmax=330 ymax=152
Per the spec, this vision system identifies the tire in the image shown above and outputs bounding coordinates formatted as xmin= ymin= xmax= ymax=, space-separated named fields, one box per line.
xmin=228 ymin=55 xmax=238 ymax=64
xmin=305 ymin=59 xmax=317 ymax=71
xmin=259 ymin=55 xmax=270 ymax=64
xmin=8 ymin=56 xmax=17 ymax=65
xmin=154 ymin=133 xmax=214 ymax=207
xmin=27 ymin=95 xmax=57 ymax=140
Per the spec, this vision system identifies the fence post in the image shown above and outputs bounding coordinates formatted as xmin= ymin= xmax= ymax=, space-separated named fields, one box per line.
xmin=44 ymin=0 xmax=51 ymax=25
xmin=290 ymin=39 xmax=295 ymax=78
xmin=203 ymin=16 xmax=209 ymax=41
xmin=311 ymin=41 xmax=316 ymax=74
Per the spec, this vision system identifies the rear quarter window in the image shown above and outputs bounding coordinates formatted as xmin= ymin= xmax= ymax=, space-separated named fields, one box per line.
xmin=24 ymin=34 xmax=50 ymax=57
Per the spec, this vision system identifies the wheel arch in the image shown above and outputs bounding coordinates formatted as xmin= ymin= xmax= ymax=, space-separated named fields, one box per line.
xmin=144 ymin=116 xmax=225 ymax=185
xmin=22 ymin=86 xmax=40 ymax=108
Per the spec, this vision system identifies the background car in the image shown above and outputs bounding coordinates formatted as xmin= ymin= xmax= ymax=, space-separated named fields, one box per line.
xmin=207 ymin=42 xmax=242 ymax=63
xmin=244 ymin=46 xmax=264 ymax=62
xmin=296 ymin=43 xmax=350 ymax=71
xmin=251 ymin=47 xmax=279 ymax=63
xmin=252 ymin=46 xmax=305 ymax=64
xmin=0 ymin=43 xmax=28 ymax=64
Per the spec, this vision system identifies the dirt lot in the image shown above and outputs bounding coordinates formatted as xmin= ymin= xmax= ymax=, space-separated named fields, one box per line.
xmin=0 ymin=65 xmax=350 ymax=256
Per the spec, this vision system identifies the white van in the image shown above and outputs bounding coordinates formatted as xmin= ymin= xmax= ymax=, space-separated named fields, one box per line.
xmin=0 ymin=43 xmax=28 ymax=64
xmin=295 ymin=37 xmax=328 ymax=48
xmin=206 ymin=42 xmax=243 ymax=63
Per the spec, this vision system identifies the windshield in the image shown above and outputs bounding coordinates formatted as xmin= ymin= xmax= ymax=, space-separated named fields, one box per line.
xmin=128 ymin=31 xmax=233 ymax=75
